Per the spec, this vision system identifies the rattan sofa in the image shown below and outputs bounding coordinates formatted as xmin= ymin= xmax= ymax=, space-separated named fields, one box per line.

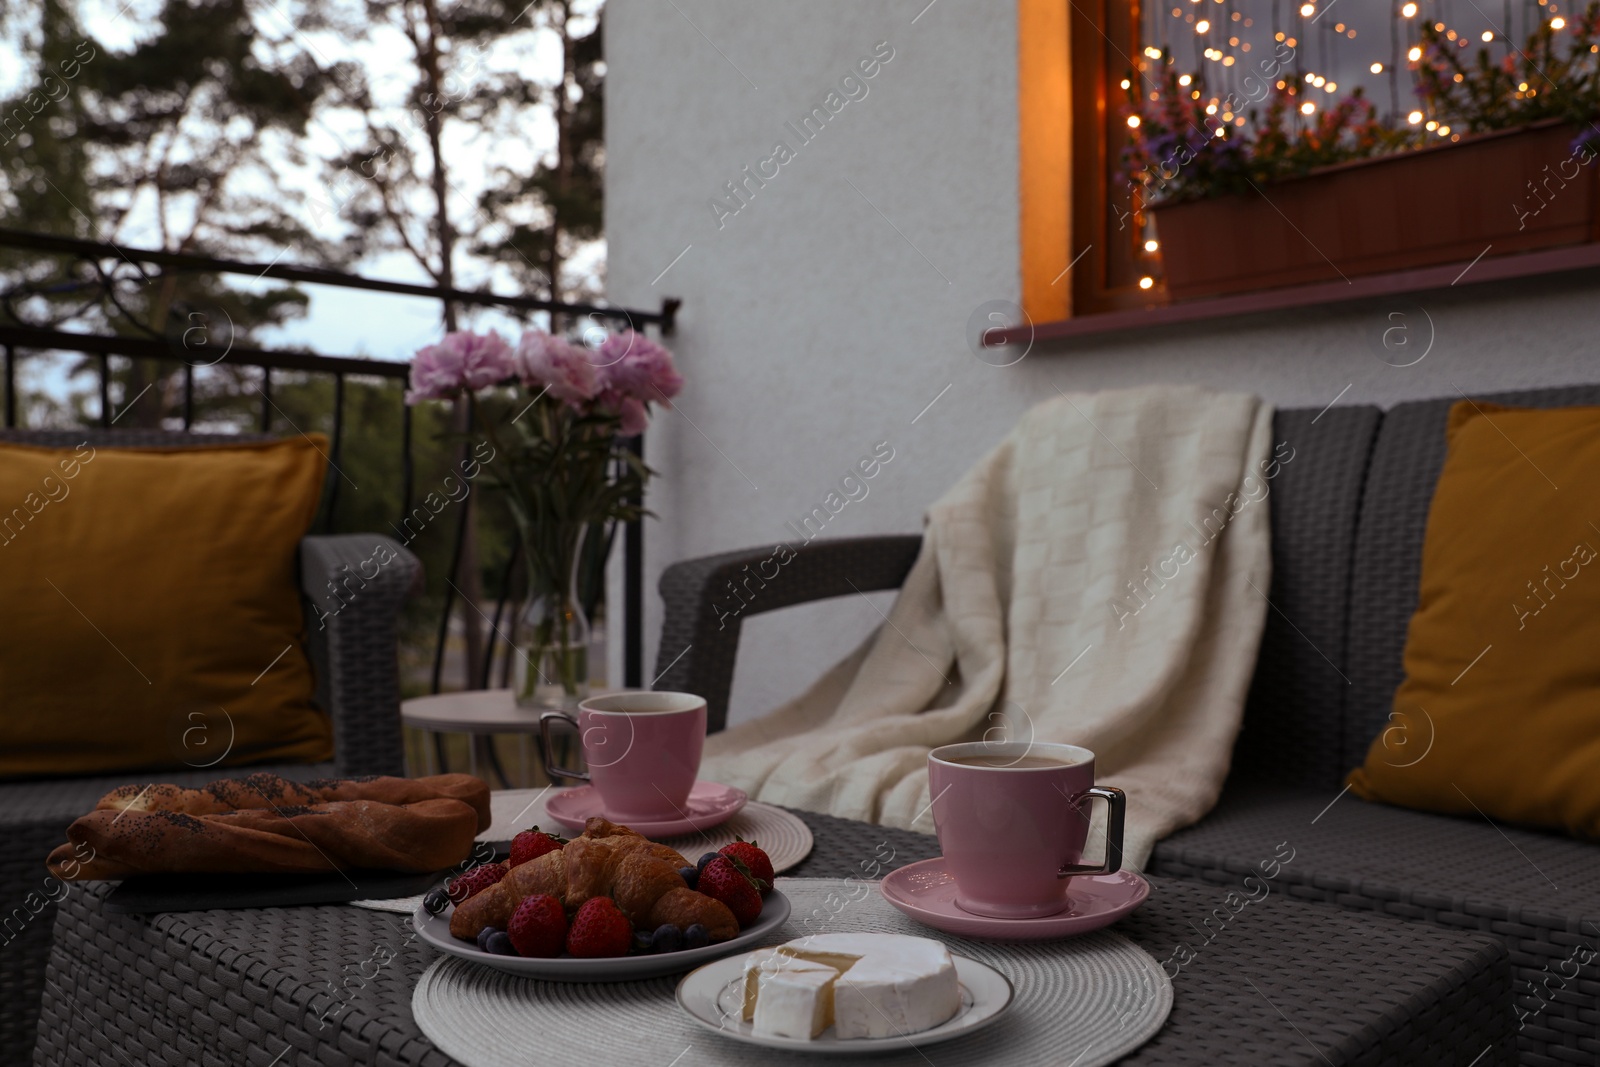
xmin=0 ymin=430 xmax=419 ymax=1065
xmin=653 ymin=384 xmax=1600 ymax=1067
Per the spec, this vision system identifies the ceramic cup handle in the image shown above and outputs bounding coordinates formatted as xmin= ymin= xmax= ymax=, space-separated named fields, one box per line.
xmin=539 ymin=711 xmax=590 ymax=782
xmin=1058 ymin=785 xmax=1125 ymax=878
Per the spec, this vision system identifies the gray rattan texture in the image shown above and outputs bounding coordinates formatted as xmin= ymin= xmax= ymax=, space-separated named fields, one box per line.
xmin=1231 ymin=405 xmax=1380 ymax=789
xmin=654 ymin=535 xmax=922 ymax=732
xmin=32 ymin=810 xmax=1513 ymax=1066
xmin=1153 ymin=784 xmax=1600 ymax=1066
xmin=1 ymin=430 xmax=417 ymax=1066
xmin=1343 ymin=382 xmax=1600 ymax=770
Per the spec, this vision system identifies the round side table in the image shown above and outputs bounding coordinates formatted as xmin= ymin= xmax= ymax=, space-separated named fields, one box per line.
xmin=401 ymin=687 xmax=613 ymax=787
xmin=401 ymin=688 xmax=546 ymax=788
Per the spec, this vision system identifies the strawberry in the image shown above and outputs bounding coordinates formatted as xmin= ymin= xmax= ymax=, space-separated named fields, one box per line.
xmin=698 ymin=856 xmax=763 ymax=927
xmin=509 ymin=826 xmax=566 ymax=868
xmin=718 ymin=839 xmax=774 ymax=893
xmin=507 ymin=893 xmax=568 ymax=958
xmin=565 ymin=897 xmax=634 ymax=958
xmin=446 ymin=861 xmax=507 ymax=904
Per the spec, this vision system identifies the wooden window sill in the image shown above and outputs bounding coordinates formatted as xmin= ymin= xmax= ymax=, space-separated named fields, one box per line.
xmin=985 ymin=242 xmax=1600 ymax=349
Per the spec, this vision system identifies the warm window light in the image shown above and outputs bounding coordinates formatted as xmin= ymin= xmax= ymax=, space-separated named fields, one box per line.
xmin=1552 ymin=16 xmax=1566 ymax=28
xmin=1276 ymin=79 xmax=1287 ymax=88
xmin=1120 ymin=78 xmax=1132 ymax=89
xmin=1301 ymin=101 xmax=1316 ymax=114
xmin=1206 ymin=102 xmax=1218 ymax=113
xmin=1304 ymin=72 xmax=1315 ymax=81
xmin=1519 ymin=81 xmax=1529 ymax=90
xmin=1434 ymin=21 xmax=1445 ymax=29
xmin=1235 ymin=115 xmax=1246 ymax=125
xmin=1179 ymin=73 xmax=1192 ymax=84
xmin=1371 ymin=61 xmax=1384 ymax=72
xmin=1401 ymin=2 xmax=1417 ymax=15
xmin=1223 ymin=55 xmax=1236 ymax=64
xmin=1325 ymin=81 xmax=1337 ymax=91
xmin=1454 ymin=72 xmax=1464 ymax=81
xmin=1139 ymin=276 xmax=1155 ymax=289
xmin=1447 ymin=29 xmax=1457 ymax=39
xmin=1481 ymin=30 xmax=1495 ymax=41
xmin=1299 ymin=2 xmax=1315 ymax=15
xmin=1127 ymin=115 xmax=1142 ymax=128
xmin=1222 ymin=111 xmax=1234 ymax=120
xmin=1408 ymin=45 xmax=1423 ymax=60
xmin=1438 ymin=124 xmax=1451 ymax=134
xmin=1144 ymin=46 xmax=1162 ymax=58
xmin=1408 ymin=110 xmax=1424 ymax=123
xmin=1334 ymin=22 xmax=1345 ymax=30
xmin=1313 ymin=74 xmax=1326 ymax=85
xmin=1425 ymin=119 xmax=1438 ymax=129
xmin=1275 ymin=30 xmax=1286 ymax=40
xmin=1214 ymin=125 xmax=1227 ymax=136
xmin=1192 ymin=89 xmax=1201 ymax=98
xmin=1144 ymin=239 xmax=1159 ymax=252
xmin=1196 ymin=19 xmax=1210 ymax=31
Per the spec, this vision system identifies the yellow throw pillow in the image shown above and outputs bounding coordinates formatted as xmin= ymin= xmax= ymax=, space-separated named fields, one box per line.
xmin=0 ymin=436 xmax=334 ymax=778
xmin=1348 ymin=401 xmax=1600 ymax=838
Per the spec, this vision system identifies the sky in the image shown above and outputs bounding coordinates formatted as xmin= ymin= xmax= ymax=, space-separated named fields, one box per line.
xmin=3 ymin=0 xmax=606 ymax=404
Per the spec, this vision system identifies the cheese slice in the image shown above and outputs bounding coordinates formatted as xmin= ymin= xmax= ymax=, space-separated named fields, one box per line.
xmin=741 ymin=948 xmax=841 ymax=1038
xmin=739 ymin=933 xmax=961 ymax=1041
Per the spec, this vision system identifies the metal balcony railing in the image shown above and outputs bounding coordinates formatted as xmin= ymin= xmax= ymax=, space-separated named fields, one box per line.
xmin=0 ymin=226 xmax=678 ymax=696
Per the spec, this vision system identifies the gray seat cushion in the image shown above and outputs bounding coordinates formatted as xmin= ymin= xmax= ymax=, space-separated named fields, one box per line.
xmin=1153 ymin=782 xmax=1600 ymax=1065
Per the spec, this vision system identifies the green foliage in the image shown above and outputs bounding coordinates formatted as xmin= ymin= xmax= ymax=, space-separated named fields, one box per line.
xmin=1123 ymin=53 xmax=1409 ymax=205
xmin=1416 ymin=4 xmax=1600 ymax=136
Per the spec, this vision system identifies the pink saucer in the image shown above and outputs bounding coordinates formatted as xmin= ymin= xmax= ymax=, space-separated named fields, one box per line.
xmin=880 ymin=857 xmax=1150 ymax=940
xmin=545 ymin=781 xmax=748 ymax=837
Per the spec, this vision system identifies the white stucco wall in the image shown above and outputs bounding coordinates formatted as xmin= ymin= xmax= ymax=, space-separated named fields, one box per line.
xmin=605 ymin=0 xmax=1600 ymax=726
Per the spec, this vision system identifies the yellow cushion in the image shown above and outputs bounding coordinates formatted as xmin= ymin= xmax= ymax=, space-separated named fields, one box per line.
xmin=0 ymin=436 xmax=334 ymax=778
xmin=1348 ymin=401 xmax=1600 ymax=838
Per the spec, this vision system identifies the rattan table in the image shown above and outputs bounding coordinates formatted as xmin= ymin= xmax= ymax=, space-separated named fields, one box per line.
xmin=32 ymin=809 xmax=1513 ymax=1066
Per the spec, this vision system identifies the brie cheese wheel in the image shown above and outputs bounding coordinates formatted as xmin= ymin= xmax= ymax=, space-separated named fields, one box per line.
xmin=741 ymin=948 xmax=841 ymax=1039
xmin=739 ymin=933 xmax=961 ymax=1041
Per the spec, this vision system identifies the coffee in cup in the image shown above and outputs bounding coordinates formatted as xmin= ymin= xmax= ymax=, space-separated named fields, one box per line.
xmin=540 ymin=691 xmax=706 ymax=820
xmin=927 ymin=741 xmax=1125 ymax=919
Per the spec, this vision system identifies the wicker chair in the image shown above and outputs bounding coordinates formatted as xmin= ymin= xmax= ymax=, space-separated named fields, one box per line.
xmin=654 ymin=387 xmax=1600 ymax=1067
xmin=0 ymin=429 xmax=420 ymax=1066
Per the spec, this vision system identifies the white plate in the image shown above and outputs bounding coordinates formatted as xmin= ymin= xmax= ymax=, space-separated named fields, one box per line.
xmin=412 ymin=889 xmax=791 ymax=982
xmin=675 ymin=952 xmax=1014 ymax=1053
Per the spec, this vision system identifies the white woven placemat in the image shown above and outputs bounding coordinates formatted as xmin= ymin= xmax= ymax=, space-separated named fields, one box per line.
xmin=352 ymin=791 xmax=813 ymax=913
xmin=411 ymin=876 xmax=1171 ymax=1067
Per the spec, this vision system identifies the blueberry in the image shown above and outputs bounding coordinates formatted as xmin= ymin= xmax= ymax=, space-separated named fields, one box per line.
xmin=652 ymin=924 xmax=684 ymax=953
xmin=476 ymin=926 xmax=501 ymax=951
xmin=677 ymin=865 xmax=699 ymax=890
xmin=697 ymin=851 xmax=720 ymax=872
xmin=683 ymin=923 xmax=709 ymax=951
xmin=484 ymin=932 xmax=518 ymax=956
xmin=423 ymin=888 xmax=450 ymax=916
xmin=633 ymin=930 xmax=654 ymax=953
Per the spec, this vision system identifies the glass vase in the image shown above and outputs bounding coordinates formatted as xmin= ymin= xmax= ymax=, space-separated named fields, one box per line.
xmin=512 ymin=526 xmax=591 ymax=710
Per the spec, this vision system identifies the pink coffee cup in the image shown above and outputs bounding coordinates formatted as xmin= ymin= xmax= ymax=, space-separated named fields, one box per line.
xmin=928 ymin=741 xmax=1126 ymax=919
xmin=540 ymin=691 xmax=706 ymax=820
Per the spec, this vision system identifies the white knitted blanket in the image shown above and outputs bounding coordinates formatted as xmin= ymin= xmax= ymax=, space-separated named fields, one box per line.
xmin=701 ymin=385 xmax=1276 ymax=869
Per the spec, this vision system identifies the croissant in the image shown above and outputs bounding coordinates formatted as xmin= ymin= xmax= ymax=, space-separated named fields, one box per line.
xmin=449 ymin=817 xmax=739 ymax=942
xmin=93 ymin=773 xmax=492 ymax=834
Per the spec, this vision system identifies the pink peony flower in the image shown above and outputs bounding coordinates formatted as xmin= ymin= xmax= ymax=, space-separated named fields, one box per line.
xmin=596 ymin=331 xmax=684 ymax=404
xmin=406 ymin=330 xmax=513 ymax=403
xmin=613 ymin=395 xmax=649 ymax=436
xmin=515 ymin=330 xmax=602 ymax=408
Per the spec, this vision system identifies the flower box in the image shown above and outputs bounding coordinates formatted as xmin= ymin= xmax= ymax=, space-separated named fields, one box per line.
xmin=1152 ymin=120 xmax=1600 ymax=302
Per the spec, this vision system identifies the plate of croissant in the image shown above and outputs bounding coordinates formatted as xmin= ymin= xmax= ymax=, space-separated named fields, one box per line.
xmin=417 ymin=816 xmax=791 ymax=981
